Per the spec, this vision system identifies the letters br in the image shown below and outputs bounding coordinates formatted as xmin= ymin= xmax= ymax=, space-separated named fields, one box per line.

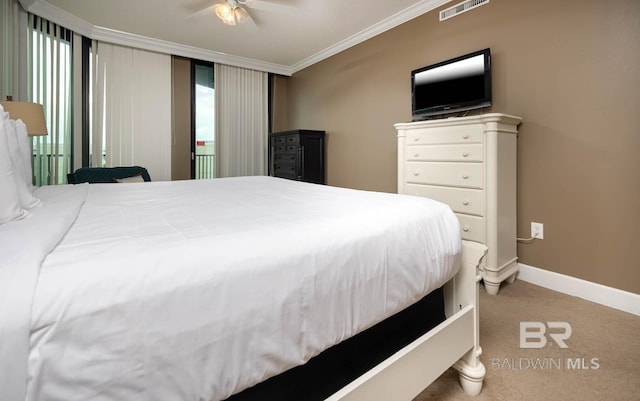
xmin=520 ymin=321 xmax=571 ymax=349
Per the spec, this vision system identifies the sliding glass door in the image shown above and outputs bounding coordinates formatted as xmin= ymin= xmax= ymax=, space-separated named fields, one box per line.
xmin=193 ymin=61 xmax=214 ymax=179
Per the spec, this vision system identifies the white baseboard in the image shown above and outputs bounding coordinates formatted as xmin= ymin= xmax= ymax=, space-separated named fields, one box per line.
xmin=516 ymin=263 xmax=640 ymax=316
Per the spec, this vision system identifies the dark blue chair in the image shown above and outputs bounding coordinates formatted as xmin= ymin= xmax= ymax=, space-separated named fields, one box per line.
xmin=67 ymin=166 xmax=151 ymax=184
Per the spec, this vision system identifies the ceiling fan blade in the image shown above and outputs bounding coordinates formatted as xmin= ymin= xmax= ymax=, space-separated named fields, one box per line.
xmin=240 ymin=0 xmax=295 ymax=14
xmin=185 ymin=4 xmax=217 ymax=20
xmin=242 ymin=11 xmax=259 ymax=32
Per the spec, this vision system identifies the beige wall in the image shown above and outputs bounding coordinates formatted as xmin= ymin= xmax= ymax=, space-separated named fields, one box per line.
xmin=283 ymin=0 xmax=640 ymax=294
xmin=171 ymin=56 xmax=192 ymax=181
xmin=271 ymin=74 xmax=289 ymax=132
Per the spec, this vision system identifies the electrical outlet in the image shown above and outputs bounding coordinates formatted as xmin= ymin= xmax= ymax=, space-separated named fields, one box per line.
xmin=531 ymin=222 xmax=544 ymax=239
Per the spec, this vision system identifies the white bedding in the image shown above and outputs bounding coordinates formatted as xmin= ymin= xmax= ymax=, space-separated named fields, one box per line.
xmin=1 ymin=176 xmax=461 ymax=401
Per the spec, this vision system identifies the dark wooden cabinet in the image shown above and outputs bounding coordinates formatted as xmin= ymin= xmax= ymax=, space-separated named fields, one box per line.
xmin=269 ymin=130 xmax=325 ymax=184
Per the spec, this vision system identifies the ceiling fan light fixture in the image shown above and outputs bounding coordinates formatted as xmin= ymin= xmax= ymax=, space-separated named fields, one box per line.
xmin=233 ymin=6 xmax=250 ymax=24
xmin=214 ymin=2 xmax=237 ymax=25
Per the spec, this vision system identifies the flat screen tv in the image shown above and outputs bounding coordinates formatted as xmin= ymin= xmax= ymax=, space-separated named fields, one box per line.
xmin=411 ymin=48 xmax=491 ymax=119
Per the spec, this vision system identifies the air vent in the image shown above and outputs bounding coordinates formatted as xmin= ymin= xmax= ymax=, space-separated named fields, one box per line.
xmin=439 ymin=0 xmax=489 ymax=21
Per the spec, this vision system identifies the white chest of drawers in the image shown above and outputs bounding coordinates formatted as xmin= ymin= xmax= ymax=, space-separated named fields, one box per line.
xmin=396 ymin=113 xmax=522 ymax=295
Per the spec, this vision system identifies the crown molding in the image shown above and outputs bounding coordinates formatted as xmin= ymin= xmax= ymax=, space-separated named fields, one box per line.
xmin=92 ymin=26 xmax=293 ymax=76
xmin=20 ymin=0 xmax=94 ymax=37
xmin=20 ymin=0 xmax=451 ymax=76
xmin=290 ymin=0 xmax=451 ymax=73
xmin=18 ymin=0 xmax=293 ymax=75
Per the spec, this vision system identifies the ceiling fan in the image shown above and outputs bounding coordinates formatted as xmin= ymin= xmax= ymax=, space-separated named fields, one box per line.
xmin=187 ymin=0 xmax=294 ymax=27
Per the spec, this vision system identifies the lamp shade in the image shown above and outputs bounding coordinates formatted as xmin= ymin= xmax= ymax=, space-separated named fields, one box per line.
xmin=0 ymin=101 xmax=48 ymax=136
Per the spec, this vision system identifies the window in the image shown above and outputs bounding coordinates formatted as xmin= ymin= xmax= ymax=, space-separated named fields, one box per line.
xmin=193 ymin=61 xmax=215 ymax=179
xmin=28 ymin=15 xmax=73 ymax=185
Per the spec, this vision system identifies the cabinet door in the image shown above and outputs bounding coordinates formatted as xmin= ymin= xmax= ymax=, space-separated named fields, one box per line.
xmin=299 ymin=136 xmax=325 ymax=184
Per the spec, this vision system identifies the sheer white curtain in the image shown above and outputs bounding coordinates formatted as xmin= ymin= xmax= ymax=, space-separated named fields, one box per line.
xmin=0 ymin=0 xmax=18 ymax=100
xmin=91 ymin=41 xmax=172 ymax=181
xmin=214 ymin=63 xmax=268 ymax=177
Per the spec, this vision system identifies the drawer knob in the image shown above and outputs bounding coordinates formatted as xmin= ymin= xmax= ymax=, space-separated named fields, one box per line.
xmin=413 ymin=137 xmax=419 ymax=142
xmin=462 ymin=226 xmax=470 ymax=232
xmin=462 ymin=152 xmax=469 ymax=157
xmin=463 ymin=135 xmax=469 ymax=139
xmin=462 ymin=200 xmax=470 ymax=206
xmin=462 ymin=174 xmax=470 ymax=179
xmin=414 ymin=153 xmax=420 ymax=157
xmin=413 ymin=171 xmax=420 ymax=176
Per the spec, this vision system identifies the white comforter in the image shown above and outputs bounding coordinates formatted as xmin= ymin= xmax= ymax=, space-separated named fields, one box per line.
xmin=1 ymin=176 xmax=461 ymax=401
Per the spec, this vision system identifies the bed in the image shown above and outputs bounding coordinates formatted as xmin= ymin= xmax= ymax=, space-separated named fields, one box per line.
xmin=0 ymin=175 xmax=487 ymax=401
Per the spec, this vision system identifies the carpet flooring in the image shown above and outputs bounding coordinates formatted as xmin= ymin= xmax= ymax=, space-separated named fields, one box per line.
xmin=414 ymin=280 xmax=640 ymax=401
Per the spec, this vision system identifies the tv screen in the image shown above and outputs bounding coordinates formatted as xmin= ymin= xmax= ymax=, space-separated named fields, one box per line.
xmin=411 ymin=48 xmax=491 ymax=119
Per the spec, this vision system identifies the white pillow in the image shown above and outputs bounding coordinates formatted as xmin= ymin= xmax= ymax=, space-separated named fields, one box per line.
xmin=0 ymin=117 xmax=28 ymax=224
xmin=15 ymin=119 xmax=34 ymax=190
xmin=115 ymin=174 xmax=145 ymax=183
xmin=4 ymin=118 xmax=42 ymax=210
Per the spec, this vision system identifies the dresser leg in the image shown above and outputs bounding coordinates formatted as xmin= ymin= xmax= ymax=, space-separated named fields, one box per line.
xmin=483 ymin=280 xmax=500 ymax=295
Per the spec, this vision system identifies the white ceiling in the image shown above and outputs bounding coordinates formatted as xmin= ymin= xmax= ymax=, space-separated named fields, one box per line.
xmin=20 ymin=0 xmax=452 ymax=75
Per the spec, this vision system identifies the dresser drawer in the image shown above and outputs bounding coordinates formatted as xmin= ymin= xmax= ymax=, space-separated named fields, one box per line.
xmin=405 ymin=184 xmax=484 ymax=216
xmin=406 ymin=144 xmax=483 ymax=162
xmin=272 ymin=134 xmax=299 ymax=146
xmin=273 ymin=153 xmax=297 ymax=163
xmin=456 ymin=213 xmax=484 ymax=242
xmin=405 ymin=162 xmax=483 ymax=189
xmin=274 ymin=164 xmax=297 ymax=179
xmin=406 ymin=125 xmax=482 ymax=145
xmin=273 ymin=144 xmax=299 ymax=154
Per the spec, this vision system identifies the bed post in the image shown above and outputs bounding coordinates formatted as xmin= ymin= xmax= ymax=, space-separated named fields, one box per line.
xmin=445 ymin=240 xmax=487 ymax=396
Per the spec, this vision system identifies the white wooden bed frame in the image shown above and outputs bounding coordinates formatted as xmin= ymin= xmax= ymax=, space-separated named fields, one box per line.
xmin=326 ymin=240 xmax=488 ymax=400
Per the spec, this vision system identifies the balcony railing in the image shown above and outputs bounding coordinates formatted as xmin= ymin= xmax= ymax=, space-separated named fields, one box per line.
xmin=33 ymin=154 xmax=72 ymax=186
xmin=196 ymin=154 xmax=215 ymax=180
xmin=31 ymin=153 xmax=216 ymax=183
